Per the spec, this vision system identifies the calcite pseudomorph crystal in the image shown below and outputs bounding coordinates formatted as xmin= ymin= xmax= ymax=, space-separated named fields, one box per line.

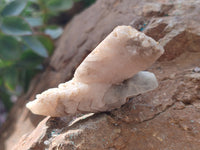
xmin=26 ymin=26 xmax=164 ymax=117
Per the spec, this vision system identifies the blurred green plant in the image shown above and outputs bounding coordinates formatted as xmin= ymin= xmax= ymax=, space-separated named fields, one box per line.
xmin=0 ymin=0 xmax=96 ymax=111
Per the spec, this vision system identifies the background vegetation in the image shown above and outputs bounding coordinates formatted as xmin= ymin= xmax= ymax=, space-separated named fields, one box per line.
xmin=0 ymin=0 xmax=96 ymax=112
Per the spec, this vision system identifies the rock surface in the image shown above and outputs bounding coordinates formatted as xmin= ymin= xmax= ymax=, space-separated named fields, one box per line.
xmin=1 ymin=0 xmax=200 ymax=149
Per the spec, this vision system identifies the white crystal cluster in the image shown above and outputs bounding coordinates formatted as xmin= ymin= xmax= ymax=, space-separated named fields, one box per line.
xmin=26 ymin=26 xmax=164 ymax=117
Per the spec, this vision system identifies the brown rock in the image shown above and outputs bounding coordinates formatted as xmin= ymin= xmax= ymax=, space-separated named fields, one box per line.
xmin=1 ymin=0 xmax=200 ymax=149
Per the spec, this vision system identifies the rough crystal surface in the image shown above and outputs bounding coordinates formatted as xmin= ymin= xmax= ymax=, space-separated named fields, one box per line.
xmin=26 ymin=26 xmax=164 ymax=117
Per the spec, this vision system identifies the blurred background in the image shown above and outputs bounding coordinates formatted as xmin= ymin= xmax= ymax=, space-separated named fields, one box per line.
xmin=0 ymin=0 xmax=96 ymax=126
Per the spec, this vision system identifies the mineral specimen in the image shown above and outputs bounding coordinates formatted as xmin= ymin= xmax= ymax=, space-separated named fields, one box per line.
xmin=26 ymin=26 xmax=164 ymax=117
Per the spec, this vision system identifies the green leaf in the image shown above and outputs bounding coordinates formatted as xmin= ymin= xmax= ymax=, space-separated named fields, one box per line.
xmin=36 ymin=34 xmax=54 ymax=55
xmin=73 ymin=0 xmax=81 ymax=2
xmin=83 ymin=0 xmax=96 ymax=6
xmin=16 ymin=50 xmax=43 ymax=68
xmin=0 ymin=34 xmax=22 ymax=60
xmin=29 ymin=0 xmax=38 ymax=3
xmin=22 ymin=35 xmax=48 ymax=57
xmin=22 ymin=4 xmax=37 ymax=17
xmin=19 ymin=69 xmax=36 ymax=91
xmin=24 ymin=17 xmax=43 ymax=27
xmin=73 ymin=0 xmax=96 ymax=6
xmin=45 ymin=26 xmax=63 ymax=39
xmin=0 ymin=1 xmax=6 ymax=11
xmin=47 ymin=0 xmax=74 ymax=12
xmin=0 ymin=60 xmax=13 ymax=68
xmin=0 ymin=88 xmax=13 ymax=111
xmin=0 ymin=78 xmax=3 ymax=86
xmin=0 ymin=16 xmax=32 ymax=36
xmin=3 ymin=69 xmax=18 ymax=91
xmin=1 ymin=0 xmax=27 ymax=16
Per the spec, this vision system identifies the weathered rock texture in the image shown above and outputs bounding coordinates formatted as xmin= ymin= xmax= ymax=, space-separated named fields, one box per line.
xmin=1 ymin=0 xmax=200 ymax=149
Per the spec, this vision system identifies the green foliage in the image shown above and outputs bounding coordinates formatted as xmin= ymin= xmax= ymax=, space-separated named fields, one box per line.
xmin=0 ymin=0 xmax=96 ymax=111
xmin=1 ymin=0 xmax=27 ymax=17
xmin=47 ymin=0 xmax=73 ymax=11
xmin=1 ymin=16 xmax=32 ymax=35
xmin=22 ymin=35 xmax=48 ymax=57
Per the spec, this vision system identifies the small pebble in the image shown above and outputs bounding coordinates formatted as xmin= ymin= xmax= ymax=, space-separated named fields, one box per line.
xmin=190 ymin=120 xmax=194 ymax=123
xmin=193 ymin=67 xmax=200 ymax=73
xmin=44 ymin=140 xmax=50 ymax=145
